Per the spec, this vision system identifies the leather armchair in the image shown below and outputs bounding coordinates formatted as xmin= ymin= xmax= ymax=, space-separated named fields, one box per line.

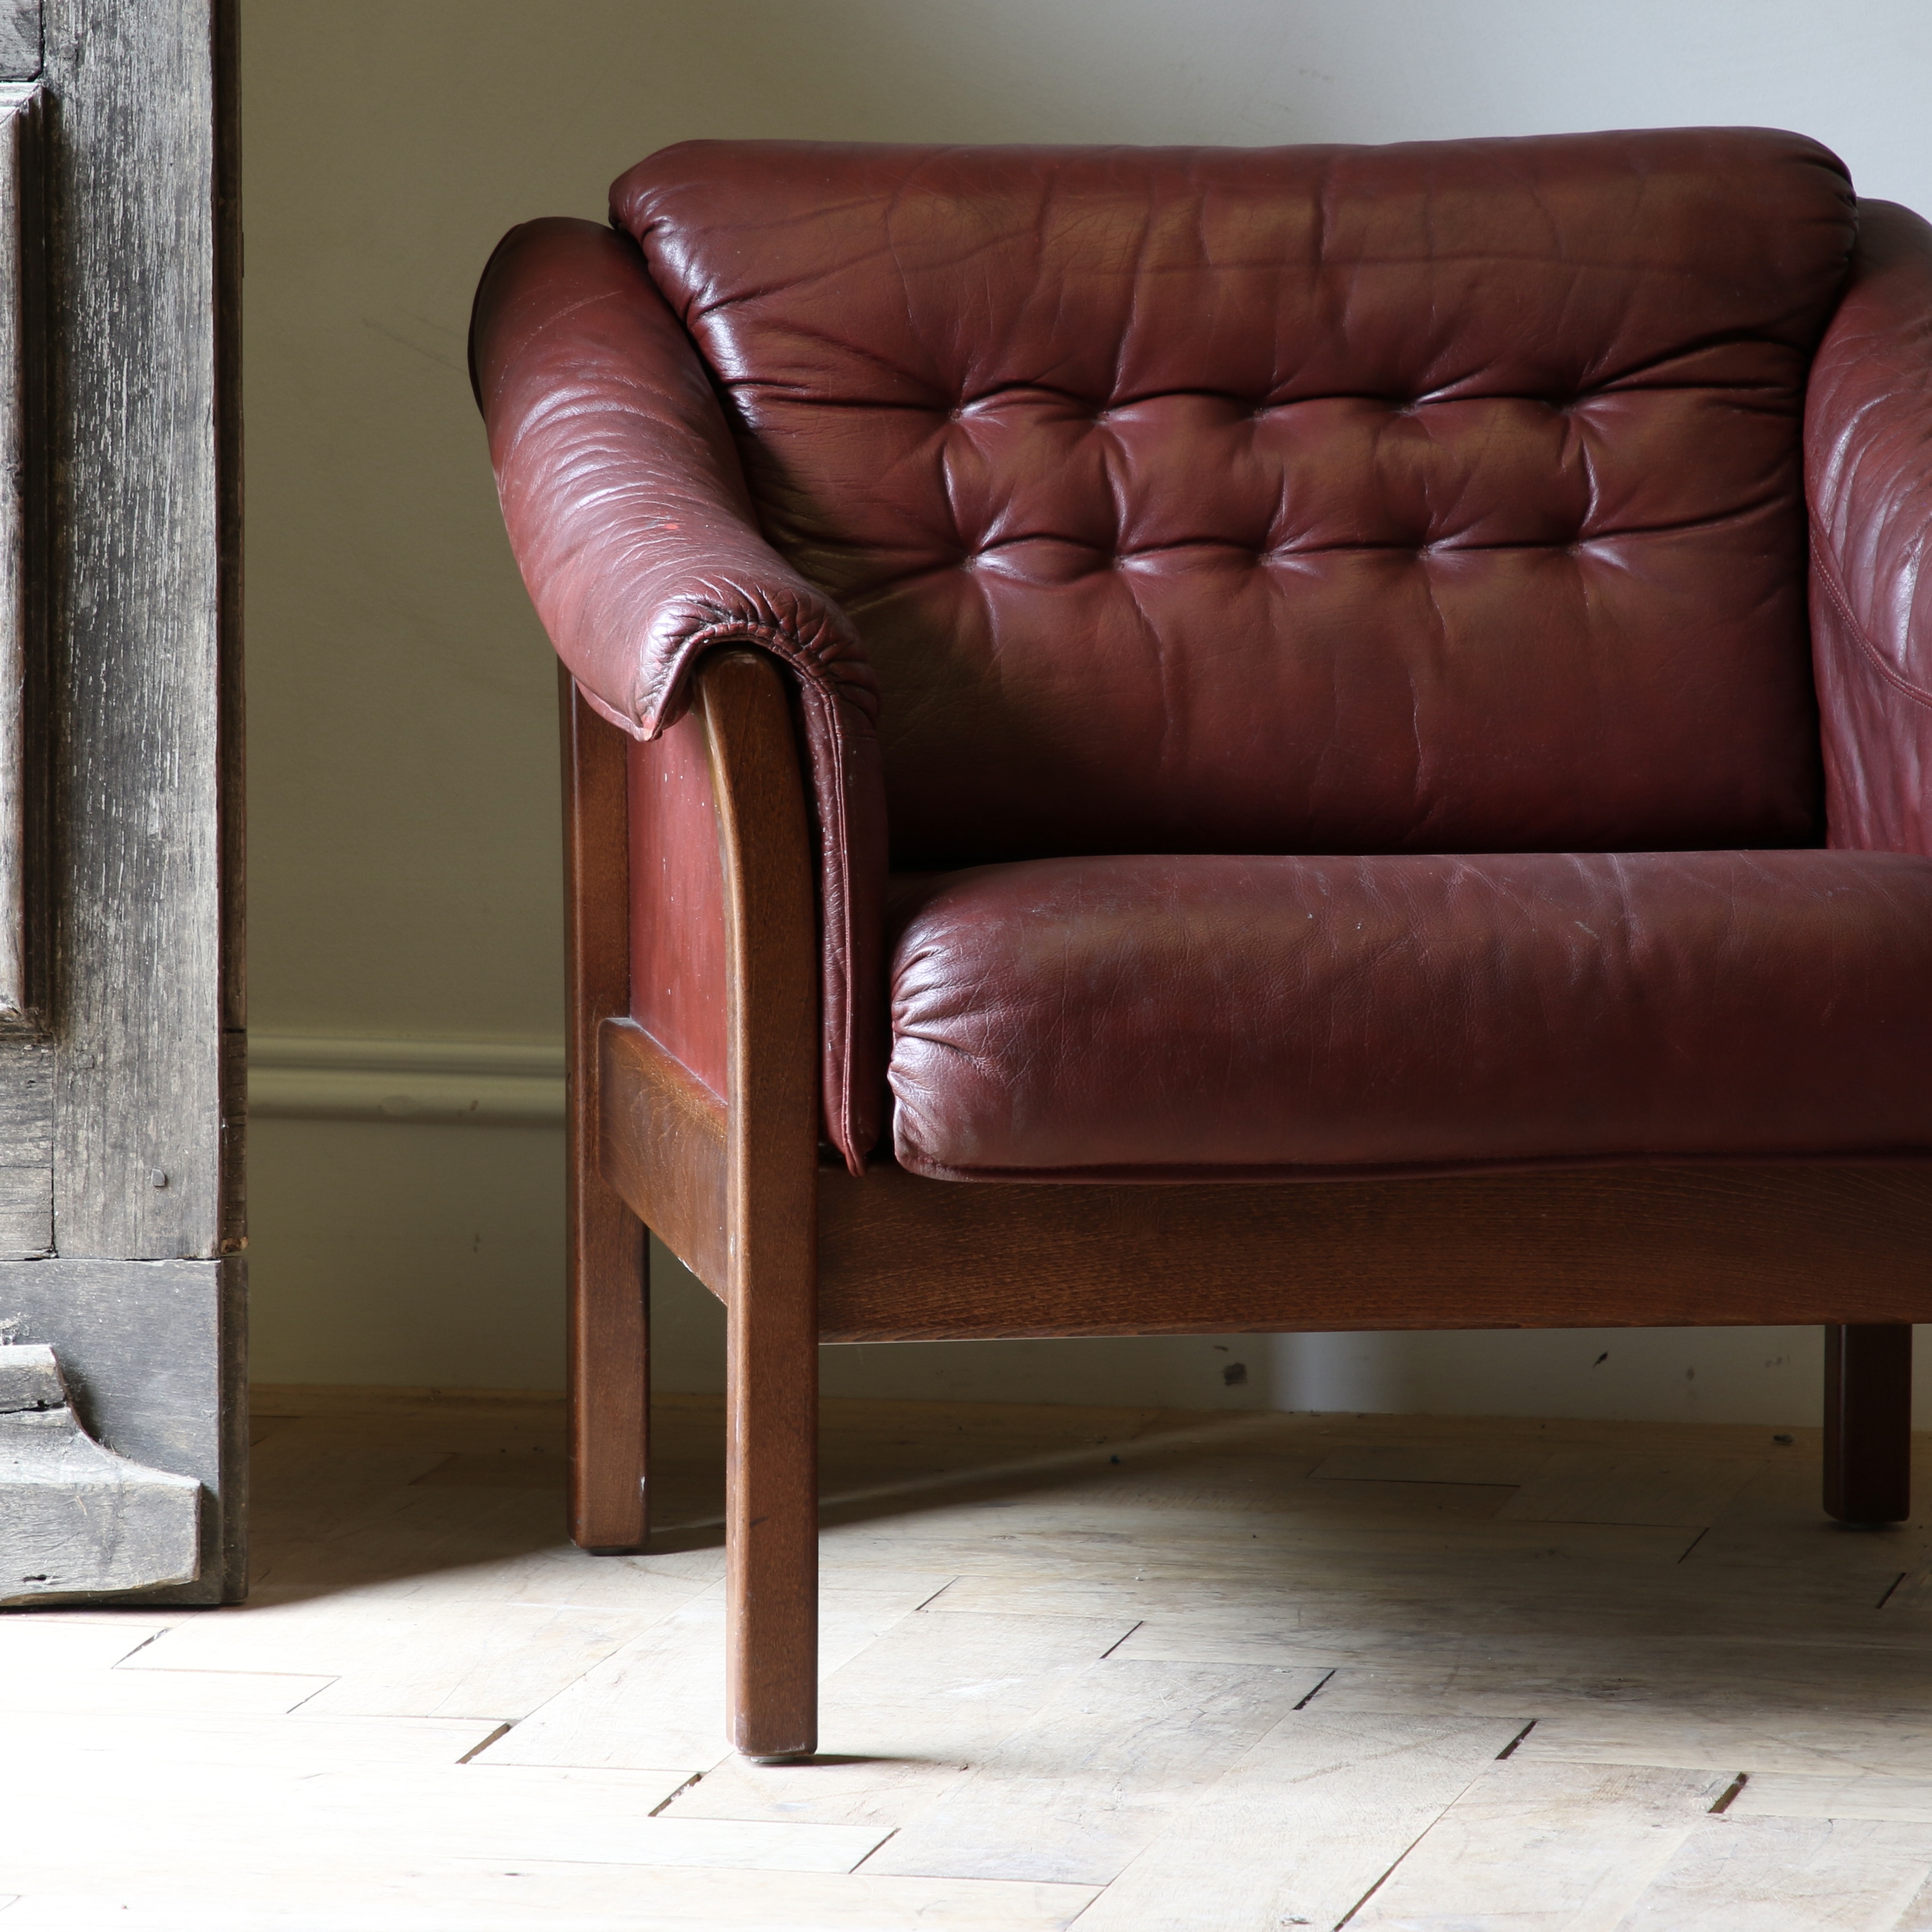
xmin=473 ymin=130 xmax=1932 ymax=1759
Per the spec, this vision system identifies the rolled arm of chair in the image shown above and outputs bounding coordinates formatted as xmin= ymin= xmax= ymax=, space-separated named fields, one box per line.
xmin=1808 ymin=200 xmax=1932 ymax=854
xmin=470 ymin=217 xmax=885 ymax=1169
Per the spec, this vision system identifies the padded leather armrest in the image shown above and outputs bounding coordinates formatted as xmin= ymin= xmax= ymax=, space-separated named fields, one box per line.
xmin=470 ymin=217 xmax=885 ymax=1169
xmin=1808 ymin=201 xmax=1932 ymax=853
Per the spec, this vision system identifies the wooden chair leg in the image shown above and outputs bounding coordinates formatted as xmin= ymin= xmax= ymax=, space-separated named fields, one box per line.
xmin=568 ymin=1182 xmax=649 ymax=1551
xmin=704 ymin=649 xmax=821 ymax=1760
xmin=726 ymin=1235 xmax=818 ymax=1758
xmin=1824 ymin=1322 xmax=1912 ymax=1526
xmin=561 ymin=667 xmax=649 ymax=1552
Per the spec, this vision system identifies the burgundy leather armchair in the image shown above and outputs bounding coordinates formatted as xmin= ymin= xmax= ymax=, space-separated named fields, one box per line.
xmin=473 ymin=129 xmax=1932 ymax=1758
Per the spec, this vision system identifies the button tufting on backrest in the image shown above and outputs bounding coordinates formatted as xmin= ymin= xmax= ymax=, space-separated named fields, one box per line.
xmin=618 ymin=129 xmax=1855 ymax=863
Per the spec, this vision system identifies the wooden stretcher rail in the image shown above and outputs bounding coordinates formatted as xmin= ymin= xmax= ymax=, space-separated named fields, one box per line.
xmin=599 ymin=1016 xmax=728 ymax=1296
xmin=818 ymin=1162 xmax=1932 ymax=1339
xmin=596 ymin=1012 xmax=1932 ymax=1343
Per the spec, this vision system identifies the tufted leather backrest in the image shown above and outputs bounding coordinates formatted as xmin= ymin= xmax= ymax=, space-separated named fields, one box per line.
xmin=612 ymin=132 xmax=1856 ymax=863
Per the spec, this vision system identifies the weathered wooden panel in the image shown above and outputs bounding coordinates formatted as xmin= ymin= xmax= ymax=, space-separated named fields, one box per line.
xmin=0 ymin=1255 xmax=245 ymax=1603
xmin=215 ymin=0 xmax=243 ymax=1259
xmin=0 ymin=85 xmax=44 ymax=1028
xmin=0 ymin=1037 xmax=53 ymax=1254
xmin=0 ymin=1342 xmax=199 ymax=1603
xmin=0 ymin=1031 xmax=47 ymax=1157
xmin=46 ymin=0 xmax=236 ymax=1259
xmin=0 ymin=1161 xmax=49 ymax=1256
xmin=0 ymin=2 xmax=37 ymax=81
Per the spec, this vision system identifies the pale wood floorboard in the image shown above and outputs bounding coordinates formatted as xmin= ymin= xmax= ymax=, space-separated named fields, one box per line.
xmin=1624 ymin=1817 xmax=1932 ymax=1931
xmin=0 ymin=1617 xmax=166 ymax=1669
xmin=17 ymin=1711 xmax=508 ymax=1769
xmin=7 ymin=1392 xmax=1932 ymax=1927
xmin=860 ymin=1653 xmax=1331 ymax=1883
xmin=1345 ymin=1759 xmax=1731 ymax=1929
xmin=489 ymin=1576 xmax=957 ymax=1772
xmin=0 ymin=1868 xmax=1097 ymax=1931
xmin=1074 ymin=1709 xmax=1525 ymax=1931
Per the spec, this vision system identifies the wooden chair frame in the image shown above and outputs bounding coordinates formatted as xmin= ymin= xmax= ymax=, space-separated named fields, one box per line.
xmin=564 ymin=648 xmax=1922 ymax=1760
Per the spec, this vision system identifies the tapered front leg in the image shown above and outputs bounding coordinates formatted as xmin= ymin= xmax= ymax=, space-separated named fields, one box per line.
xmin=726 ymin=1214 xmax=818 ymax=1758
xmin=1824 ymin=1323 xmax=1912 ymax=1526
xmin=704 ymin=649 xmax=824 ymax=1760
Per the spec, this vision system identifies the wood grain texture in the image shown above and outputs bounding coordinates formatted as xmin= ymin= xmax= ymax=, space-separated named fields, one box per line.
xmin=1732 ymin=1774 xmax=1932 ymax=1822
xmin=0 ymin=86 xmax=54 ymax=1245
xmin=703 ymin=649 xmax=822 ymax=1759
xmin=1076 ymin=1711 xmax=1525 ymax=1932
xmin=865 ymin=1656 xmax=1331 ymax=1884
xmin=818 ymin=1161 xmax=1932 ymax=1341
xmin=0 ymin=1254 xmax=244 ymax=1602
xmin=600 ymin=1015 xmax=727 ymax=1294
xmin=0 ymin=85 xmax=46 ymax=1029
xmin=629 ymin=699 xmax=728 ymax=1099
xmin=0 ymin=1031 xmax=51 ymax=1253
xmin=164 ymin=1598 xmax=683 ymax=1724
xmin=1518 ymin=1707 xmax=1932 ymax=1778
xmin=669 ymin=1607 xmax=1140 ymax=1831
xmin=561 ymin=673 xmax=648 ymax=1553
xmin=1626 ymin=1816 xmax=1932 ymax=1931
xmin=0 ymin=1343 xmax=200 ymax=1603
xmin=1826 ymin=1323 xmax=1913 ymax=1525
xmin=1349 ymin=1759 xmax=1729 ymax=1930
xmin=46 ymin=0 xmax=235 ymax=1260
xmin=488 ymin=1578 xmax=943 ymax=1773
xmin=0 ymin=0 xmax=248 ymax=1608
xmin=213 ymin=0 xmax=243 ymax=1258
xmin=0 ymin=1 xmax=35 ymax=79
xmin=1496 ymin=1450 xmax=1761 ymax=1528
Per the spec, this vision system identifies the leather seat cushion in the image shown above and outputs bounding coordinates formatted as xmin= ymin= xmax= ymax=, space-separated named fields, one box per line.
xmin=887 ymin=851 xmax=1932 ymax=1179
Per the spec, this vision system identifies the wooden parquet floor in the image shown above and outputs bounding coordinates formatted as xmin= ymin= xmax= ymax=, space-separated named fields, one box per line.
xmin=8 ymin=1390 xmax=1932 ymax=1928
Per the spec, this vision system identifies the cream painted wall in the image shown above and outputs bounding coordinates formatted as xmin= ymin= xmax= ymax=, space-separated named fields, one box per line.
xmin=245 ymin=0 xmax=1932 ymax=1423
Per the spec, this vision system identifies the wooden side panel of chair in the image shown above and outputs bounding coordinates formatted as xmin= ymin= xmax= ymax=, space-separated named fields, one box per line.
xmin=600 ymin=1014 xmax=729 ymax=1294
xmin=701 ymin=649 xmax=822 ymax=1760
xmin=628 ymin=700 xmax=730 ymax=1100
xmin=560 ymin=672 xmax=649 ymax=1553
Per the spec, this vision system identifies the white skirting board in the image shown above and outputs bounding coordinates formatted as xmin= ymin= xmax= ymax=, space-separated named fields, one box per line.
xmin=248 ymin=1033 xmax=564 ymax=1126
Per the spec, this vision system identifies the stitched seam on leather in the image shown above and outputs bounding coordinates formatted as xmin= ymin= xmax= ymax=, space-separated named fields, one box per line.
xmin=640 ymin=610 xmax=878 ymax=736
xmin=1810 ymin=526 xmax=1932 ymax=712
xmin=686 ymin=609 xmax=871 ymax=702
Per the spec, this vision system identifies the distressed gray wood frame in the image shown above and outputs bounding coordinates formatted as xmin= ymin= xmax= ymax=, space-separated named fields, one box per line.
xmin=0 ymin=0 xmax=244 ymax=1605
xmin=0 ymin=86 xmax=44 ymax=1034
xmin=1 ymin=1258 xmax=243 ymax=1602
